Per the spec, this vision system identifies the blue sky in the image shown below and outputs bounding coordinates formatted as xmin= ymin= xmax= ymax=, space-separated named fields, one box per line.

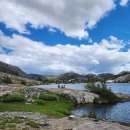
xmin=0 ymin=0 xmax=130 ymax=74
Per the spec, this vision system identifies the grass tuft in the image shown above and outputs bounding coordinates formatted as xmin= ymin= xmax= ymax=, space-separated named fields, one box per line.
xmin=25 ymin=121 xmax=40 ymax=128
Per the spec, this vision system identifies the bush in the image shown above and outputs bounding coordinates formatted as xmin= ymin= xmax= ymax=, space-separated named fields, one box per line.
xmin=25 ymin=121 xmax=40 ymax=128
xmin=0 ymin=93 xmax=26 ymax=103
xmin=2 ymin=77 xmax=12 ymax=84
xmin=81 ymin=112 xmax=97 ymax=119
xmin=81 ymin=114 xmax=88 ymax=118
xmin=87 ymin=112 xmax=97 ymax=119
xmin=38 ymin=92 xmax=58 ymax=101
xmin=21 ymin=80 xmax=27 ymax=85
xmin=85 ymin=82 xmax=122 ymax=103
xmin=0 ymin=79 xmax=3 ymax=84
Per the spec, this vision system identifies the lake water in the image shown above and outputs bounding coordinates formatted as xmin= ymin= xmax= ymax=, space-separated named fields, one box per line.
xmin=37 ymin=83 xmax=130 ymax=123
xmin=72 ymin=83 xmax=130 ymax=123
xmin=36 ymin=83 xmax=85 ymax=90
xmin=37 ymin=83 xmax=130 ymax=95
xmin=72 ymin=102 xmax=130 ymax=123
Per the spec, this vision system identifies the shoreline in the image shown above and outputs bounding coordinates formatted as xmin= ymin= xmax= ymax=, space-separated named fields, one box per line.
xmin=0 ymin=84 xmax=130 ymax=129
xmin=0 ymin=111 xmax=130 ymax=130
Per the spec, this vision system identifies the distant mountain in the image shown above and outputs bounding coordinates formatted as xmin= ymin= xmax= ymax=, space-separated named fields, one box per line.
xmin=44 ymin=72 xmax=130 ymax=83
xmin=29 ymin=74 xmax=47 ymax=81
xmin=1 ymin=60 xmax=130 ymax=83
xmin=56 ymin=72 xmax=87 ymax=83
xmin=116 ymin=71 xmax=130 ymax=77
xmin=0 ymin=61 xmax=29 ymax=78
xmin=84 ymin=74 xmax=96 ymax=78
xmin=95 ymin=73 xmax=115 ymax=81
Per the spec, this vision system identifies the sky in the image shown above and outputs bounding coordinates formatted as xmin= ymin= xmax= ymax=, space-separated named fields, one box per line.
xmin=0 ymin=0 xmax=130 ymax=74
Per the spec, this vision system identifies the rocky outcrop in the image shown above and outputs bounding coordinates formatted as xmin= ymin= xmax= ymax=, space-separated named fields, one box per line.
xmin=0 ymin=85 xmax=99 ymax=104
xmin=0 ymin=112 xmax=129 ymax=130
xmin=42 ymin=88 xmax=99 ymax=104
xmin=1 ymin=85 xmax=130 ymax=104
xmin=0 ymin=85 xmax=16 ymax=96
xmin=116 ymin=93 xmax=130 ymax=102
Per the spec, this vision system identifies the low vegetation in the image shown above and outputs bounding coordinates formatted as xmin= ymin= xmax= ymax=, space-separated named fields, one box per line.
xmin=0 ymin=91 xmax=73 ymax=118
xmin=0 ymin=93 xmax=26 ymax=103
xmin=0 ymin=77 xmax=12 ymax=84
xmin=85 ymin=82 xmax=122 ymax=104
xmin=38 ymin=92 xmax=58 ymax=101
xmin=81 ymin=112 xmax=98 ymax=119
xmin=25 ymin=120 xmax=40 ymax=128
xmin=0 ymin=116 xmax=40 ymax=130
xmin=87 ymin=112 xmax=97 ymax=118
xmin=21 ymin=80 xmax=27 ymax=85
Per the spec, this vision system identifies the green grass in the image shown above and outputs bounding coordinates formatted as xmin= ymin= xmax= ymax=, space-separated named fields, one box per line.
xmin=0 ymin=97 xmax=73 ymax=118
xmin=0 ymin=91 xmax=74 ymax=118
xmin=0 ymin=117 xmax=40 ymax=130
xmin=38 ymin=92 xmax=58 ymax=101
xmin=25 ymin=121 xmax=40 ymax=128
xmin=0 ymin=93 xmax=26 ymax=103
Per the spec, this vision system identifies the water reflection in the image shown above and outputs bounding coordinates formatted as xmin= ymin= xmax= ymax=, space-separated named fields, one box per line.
xmin=72 ymin=102 xmax=130 ymax=123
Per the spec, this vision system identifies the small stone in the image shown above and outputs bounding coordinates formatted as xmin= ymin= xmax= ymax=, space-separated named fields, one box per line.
xmin=93 ymin=119 xmax=99 ymax=122
xmin=40 ymin=122 xmax=50 ymax=127
xmin=69 ymin=115 xmax=76 ymax=119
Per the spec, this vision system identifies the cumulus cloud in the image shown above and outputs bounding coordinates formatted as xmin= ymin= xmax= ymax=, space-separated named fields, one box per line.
xmin=0 ymin=31 xmax=130 ymax=74
xmin=101 ymin=36 xmax=124 ymax=50
xmin=0 ymin=0 xmax=115 ymax=39
xmin=120 ymin=0 xmax=129 ymax=6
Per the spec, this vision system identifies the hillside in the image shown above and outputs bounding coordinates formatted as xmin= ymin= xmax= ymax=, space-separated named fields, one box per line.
xmin=114 ymin=74 xmax=130 ymax=83
xmin=0 ymin=61 xmax=29 ymax=78
xmin=0 ymin=61 xmax=41 ymax=85
xmin=29 ymin=74 xmax=47 ymax=81
xmin=116 ymin=71 xmax=130 ymax=77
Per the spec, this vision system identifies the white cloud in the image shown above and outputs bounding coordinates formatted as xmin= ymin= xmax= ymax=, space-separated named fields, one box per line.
xmin=0 ymin=31 xmax=130 ymax=74
xmin=120 ymin=0 xmax=129 ymax=6
xmin=0 ymin=0 xmax=115 ymax=39
xmin=101 ymin=36 xmax=124 ymax=50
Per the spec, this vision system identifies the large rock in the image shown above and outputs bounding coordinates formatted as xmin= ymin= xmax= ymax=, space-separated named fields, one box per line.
xmin=43 ymin=88 xmax=99 ymax=104
xmin=48 ymin=117 xmax=130 ymax=130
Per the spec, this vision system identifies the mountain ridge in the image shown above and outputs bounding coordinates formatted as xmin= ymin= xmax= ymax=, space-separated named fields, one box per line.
xmin=0 ymin=61 xmax=130 ymax=83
